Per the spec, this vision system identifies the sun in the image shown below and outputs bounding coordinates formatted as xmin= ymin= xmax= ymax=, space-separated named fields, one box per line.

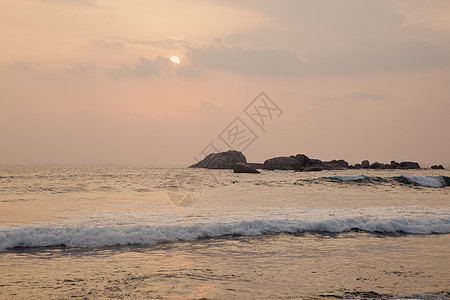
xmin=170 ymin=56 xmax=180 ymax=64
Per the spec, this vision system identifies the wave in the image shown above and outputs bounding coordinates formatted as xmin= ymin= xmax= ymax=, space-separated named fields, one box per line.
xmin=1 ymin=216 xmax=449 ymax=251
xmin=394 ymin=175 xmax=450 ymax=188
xmin=297 ymin=175 xmax=450 ymax=188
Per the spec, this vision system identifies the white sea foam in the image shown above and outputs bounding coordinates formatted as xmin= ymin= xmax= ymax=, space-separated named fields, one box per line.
xmin=399 ymin=175 xmax=447 ymax=188
xmin=1 ymin=216 xmax=449 ymax=251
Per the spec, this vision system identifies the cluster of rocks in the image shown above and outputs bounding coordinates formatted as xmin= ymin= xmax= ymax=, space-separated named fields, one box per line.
xmin=353 ymin=160 xmax=420 ymax=170
xmin=431 ymin=164 xmax=445 ymax=169
xmin=189 ymin=150 xmax=445 ymax=173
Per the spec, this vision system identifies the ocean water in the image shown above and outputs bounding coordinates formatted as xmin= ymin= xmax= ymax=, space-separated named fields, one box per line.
xmin=0 ymin=165 xmax=449 ymax=299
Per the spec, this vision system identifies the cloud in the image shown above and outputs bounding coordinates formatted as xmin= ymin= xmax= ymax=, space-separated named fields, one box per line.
xmin=106 ymin=30 xmax=450 ymax=79
xmin=107 ymin=56 xmax=172 ymax=78
xmin=8 ymin=61 xmax=31 ymax=71
xmin=185 ymin=40 xmax=303 ymax=76
xmin=120 ymin=38 xmax=183 ymax=49
xmin=214 ymin=1 xmax=450 ymax=75
xmin=184 ymin=39 xmax=450 ymax=77
xmin=190 ymin=100 xmax=221 ymax=113
xmin=65 ymin=63 xmax=95 ymax=75
xmin=89 ymin=39 xmax=124 ymax=51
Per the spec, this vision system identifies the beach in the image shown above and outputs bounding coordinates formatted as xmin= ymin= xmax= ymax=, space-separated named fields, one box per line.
xmin=1 ymin=165 xmax=449 ymax=299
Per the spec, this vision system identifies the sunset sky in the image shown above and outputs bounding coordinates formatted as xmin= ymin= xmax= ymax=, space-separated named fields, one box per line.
xmin=1 ymin=0 xmax=450 ymax=165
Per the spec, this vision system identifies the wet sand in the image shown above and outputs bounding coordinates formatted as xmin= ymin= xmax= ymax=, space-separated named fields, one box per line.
xmin=1 ymin=232 xmax=449 ymax=299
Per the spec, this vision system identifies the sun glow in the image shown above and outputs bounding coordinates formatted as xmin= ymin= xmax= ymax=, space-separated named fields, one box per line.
xmin=170 ymin=56 xmax=181 ymax=64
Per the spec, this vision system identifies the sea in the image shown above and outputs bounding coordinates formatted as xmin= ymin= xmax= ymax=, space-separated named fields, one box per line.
xmin=0 ymin=165 xmax=449 ymax=299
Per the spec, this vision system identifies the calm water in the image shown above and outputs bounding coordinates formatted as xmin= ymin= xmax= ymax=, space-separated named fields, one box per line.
xmin=0 ymin=165 xmax=449 ymax=299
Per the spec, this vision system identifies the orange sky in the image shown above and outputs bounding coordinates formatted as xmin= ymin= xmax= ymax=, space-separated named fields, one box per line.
xmin=1 ymin=0 xmax=450 ymax=165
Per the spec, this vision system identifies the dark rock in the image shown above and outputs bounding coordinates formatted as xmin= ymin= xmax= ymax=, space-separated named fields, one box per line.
xmin=324 ymin=159 xmax=349 ymax=168
xmin=390 ymin=161 xmax=400 ymax=169
xmin=353 ymin=163 xmax=362 ymax=169
xmin=321 ymin=159 xmax=349 ymax=170
xmin=370 ymin=162 xmax=381 ymax=169
xmin=246 ymin=163 xmax=263 ymax=169
xmin=263 ymin=156 xmax=298 ymax=170
xmin=399 ymin=161 xmax=421 ymax=169
xmin=294 ymin=154 xmax=313 ymax=168
xmin=189 ymin=150 xmax=246 ymax=169
xmin=361 ymin=160 xmax=370 ymax=168
xmin=380 ymin=164 xmax=391 ymax=169
xmin=263 ymin=154 xmax=314 ymax=170
xmin=233 ymin=163 xmax=260 ymax=173
xmin=309 ymin=159 xmax=323 ymax=166
xmin=431 ymin=165 xmax=445 ymax=170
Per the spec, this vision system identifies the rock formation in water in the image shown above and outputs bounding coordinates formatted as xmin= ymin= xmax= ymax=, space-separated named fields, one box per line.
xmin=431 ymin=165 xmax=445 ymax=170
xmin=189 ymin=150 xmax=246 ymax=169
xmin=190 ymin=150 xmax=428 ymax=171
xmin=233 ymin=162 xmax=260 ymax=173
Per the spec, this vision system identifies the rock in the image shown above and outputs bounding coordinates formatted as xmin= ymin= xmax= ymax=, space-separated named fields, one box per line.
xmin=233 ymin=163 xmax=260 ymax=173
xmin=361 ymin=160 xmax=370 ymax=168
xmin=309 ymin=159 xmax=323 ymax=166
xmin=370 ymin=162 xmax=381 ymax=169
xmin=324 ymin=159 xmax=349 ymax=168
xmin=294 ymin=154 xmax=313 ymax=168
xmin=264 ymin=154 xmax=315 ymax=170
xmin=189 ymin=150 xmax=247 ymax=169
xmin=399 ymin=161 xmax=421 ymax=169
xmin=390 ymin=161 xmax=400 ymax=169
xmin=246 ymin=163 xmax=263 ymax=169
xmin=321 ymin=159 xmax=349 ymax=170
xmin=353 ymin=163 xmax=362 ymax=169
xmin=431 ymin=165 xmax=445 ymax=170
xmin=263 ymin=156 xmax=299 ymax=170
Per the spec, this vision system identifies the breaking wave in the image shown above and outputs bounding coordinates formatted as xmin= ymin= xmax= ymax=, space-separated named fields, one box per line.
xmin=297 ymin=175 xmax=450 ymax=188
xmin=1 ymin=216 xmax=449 ymax=251
xmin=394 ymin=175 xmax=450 ymax=188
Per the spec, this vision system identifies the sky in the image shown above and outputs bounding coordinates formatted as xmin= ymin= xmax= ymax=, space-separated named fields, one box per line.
xmin=1 ymin=0 xmax=450 ymax=165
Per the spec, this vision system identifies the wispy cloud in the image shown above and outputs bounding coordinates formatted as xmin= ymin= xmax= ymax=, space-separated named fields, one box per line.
xmin=8 ymin=61 xmax=31 ymax=71
xmin=120 ymin=38 xmax=183 ymax=49
xmin=89 ymin=39 xmax=124 ymax=51
xmin=185 ymin=40 xmax=302 ymax=76
xmin=65 ymin=63 xmax=95 ymax=76
xmin=107 ymin=57 xmax=172 ymax=78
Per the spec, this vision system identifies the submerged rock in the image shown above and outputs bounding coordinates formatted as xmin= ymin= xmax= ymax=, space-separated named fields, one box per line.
xmin=302 ymin=166 xmax=323 ymax=172
xmin=399 ymin=161 xmax=421 ymax=169
xmin=246 ymin=163 xmax=263 ymax=169
xmin=233 ymin=163 xmax=260 ymax=173
xmin=431 ymin=165 xmax=445 ymax=170
xmin=189 ymin=150 xmax=246 ymax=169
